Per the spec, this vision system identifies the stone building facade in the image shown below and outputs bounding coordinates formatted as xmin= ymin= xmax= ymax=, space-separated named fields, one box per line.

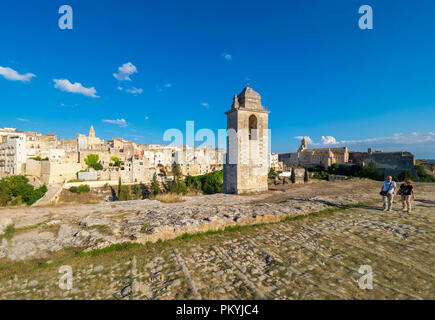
xmin=350 ymin=149 xmax=417 ymax=180
xmin=0 ymin=133 xmax=26 ymax=176
xmin=224 ymin=87 xmax=270 ymax=194
xmin=278 ymin=138 xmax=349 ymax=170
xmin=0 ymin=126 xmax=225 ymax=186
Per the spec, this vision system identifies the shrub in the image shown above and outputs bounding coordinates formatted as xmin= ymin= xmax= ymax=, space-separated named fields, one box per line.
xmin=151 ymin=193 xmax=184 ymax=203
xmin=359 ymin=162 xmax=384 ymax=181
xmin=185 ymin=170 xmax=223 ymax=195
xmin=268 ymin=168 xmax=277 ymax=179
xmin=84 ymin=154 xmax=103 ymax=170
xmin=0 ymin=176 xmax=47 ymax=206
xmin=69 ymin=184 xmax=90 ymax=194
xmin=110 ymin=156 xmax=123 ymax=167
xmin=415 ymin=165 xmax=435 ymax=182
xmin=168 ymin=180 xmax=188 ymax=195
xmin=394 ymin=170 xmax=414 ymax=182
xmin=92 ymin=163 xmax=103 ymax=171
xmin=118 ymin=186 xmax=131 ymax=201
xmin=30 ymin=156 xmax=48 ymax=161
xmin=131 ymin=184 xmax=141 ymax=196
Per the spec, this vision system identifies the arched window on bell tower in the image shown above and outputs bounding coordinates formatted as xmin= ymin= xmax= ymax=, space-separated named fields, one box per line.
xmin=249 ymin=115 xmax=257 ymax=140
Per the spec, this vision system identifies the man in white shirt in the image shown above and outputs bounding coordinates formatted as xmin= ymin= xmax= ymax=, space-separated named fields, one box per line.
xmin=380 ymin=176 xmax=397 ymax=211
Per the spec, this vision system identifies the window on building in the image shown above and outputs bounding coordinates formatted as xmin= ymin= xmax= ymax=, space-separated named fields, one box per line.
xmin=249 ymin=115 xmax=257 ymax=140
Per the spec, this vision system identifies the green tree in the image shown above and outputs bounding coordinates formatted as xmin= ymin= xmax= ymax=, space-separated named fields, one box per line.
xmin=304 ymin=168 xmax=309 ymax=183
xmin=84 ymin=154 xmax=103 ymax=170
xmin=131 ymin=184 xmax=141 ymax=196
xmin=150 ymin=173 xmax=161 ymax=195
xmin=110 ymin=156 xmax=123 ymax=167
xmin=84 ymin=154 xmax=99 ymax=168
xmin=167 ymin=163 xmax=187 ymax=194
xmin=268 ymin=168 xmax=277 ymax=179
xmin=0 ymin=175 xmax=47 ymax=206
xmin=118 ymin=186 xmax=131 ymax=201
xmin=360 ymin=162 xmax=384 ymax=181
xmin=118 ymin=177 xmax=122 ymax=199
xmin=291 ymin=168 xmax=296 ymax=184
xmin=172 ymin=163 xmax=183 ymax=183
xmin=414 ymin=165 xmax=435 ymax=182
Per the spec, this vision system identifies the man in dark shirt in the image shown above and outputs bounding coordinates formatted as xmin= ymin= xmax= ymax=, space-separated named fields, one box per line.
xmin=398 ymin=179 xmax=415 ymax=213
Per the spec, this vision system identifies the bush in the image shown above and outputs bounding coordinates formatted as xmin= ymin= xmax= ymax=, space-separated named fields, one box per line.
xmin=92 ymin=163 xmax=103 ymax=171
xmin=185 ymin=170 xmax=223 ymax=195
xmin=0 ymin=176 xmax=47 ymax=206
xmin=151 ymin=193 xmax=184 ymax=203
xmin=268 ymin=168 xmax=277 ymax=179
xmin=326 ymin=163 xmax=383 ymax=181
xmin=359 ymin=163 xmax=384 ymax=181
xmin=30 ymin=156 xmax=48 ymax=161
xmin=110 ymin=156 xmax=123 ymax=167
xmin=394 ymin=170 xmax=414 ymax=182
xmin=168 ymin=181 xmax=188 ymax=195
xmin=415 ymin=165 xmax=435 ymax=182
xmin=118 ymin=186 xmax=131 ymax=201
xmin=131 ymin=184 xmax=141 ymax=196
xmin=69 ymin=184 xmax=90 ymax=194
xmin=84 ymin=154 xmax=103 ymax=170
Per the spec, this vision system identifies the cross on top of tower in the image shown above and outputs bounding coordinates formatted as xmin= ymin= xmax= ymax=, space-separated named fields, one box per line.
xmin=245 ymin=77 xmax=251 ymax=87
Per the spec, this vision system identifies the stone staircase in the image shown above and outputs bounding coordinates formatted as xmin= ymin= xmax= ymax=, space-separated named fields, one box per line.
xmin=32 ymin=183 xmax=64 ymax=207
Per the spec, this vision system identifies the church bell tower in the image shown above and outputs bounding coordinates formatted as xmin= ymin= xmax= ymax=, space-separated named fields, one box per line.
xmin=223 ymin=87 xmax=270 ymax=194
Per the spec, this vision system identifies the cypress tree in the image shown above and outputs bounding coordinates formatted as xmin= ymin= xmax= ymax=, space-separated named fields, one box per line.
xmin=304 ymin=168 xmax=309 ymax=183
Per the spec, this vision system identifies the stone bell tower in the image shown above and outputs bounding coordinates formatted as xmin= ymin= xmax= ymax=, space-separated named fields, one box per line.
xmin=223 ymin=87 xmax=270 ymax=194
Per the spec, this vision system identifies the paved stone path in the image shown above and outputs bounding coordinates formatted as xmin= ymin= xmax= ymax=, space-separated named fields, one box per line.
xmin=0 ymin=194 xmax=433 ymax=299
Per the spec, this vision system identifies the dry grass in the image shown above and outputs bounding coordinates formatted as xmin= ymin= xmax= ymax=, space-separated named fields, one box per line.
xmin=150 ymin=193 xmax=185 ymax=203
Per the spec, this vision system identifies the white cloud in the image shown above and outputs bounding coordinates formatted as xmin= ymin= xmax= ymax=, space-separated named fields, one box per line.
xmin=321 ymin=136 xmax=338 ymax=145
xmin=338 ymin=132 xmax=435 ymax=146
xmin=296 ymin=132 xmax=435 ymax=150
xmin=164 ymin=83 xmax=172 ymax=88
xmin=201 ymin=102 xmax=210 ymax=108
xmin=144 ymin=116 xmax=149 ymax=120
xmin=117 ymin=86 xmax=123 ymax=91
xmin=113 ymin=62 xmax=138 ymax=81
xmin=17 ymin=118 xmax=29 ymax=122
xmin=294 ymin=136 xmax=313 ymax=144
xmin=0 ymin=66 xmax=35 ymax=82
xmin=221 ymin=53 xmax=232 ymax=61
xmin=126 ymin=87 xmax=143 ymax=95
xmin=53 ymin=79 xmax=99 ymax=98
xmin=102 ymin=119 xmax=128 ymax=127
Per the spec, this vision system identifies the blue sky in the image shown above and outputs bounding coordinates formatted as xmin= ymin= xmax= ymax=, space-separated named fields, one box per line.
xmin=1 ymin=0 xmax=435 ymax=158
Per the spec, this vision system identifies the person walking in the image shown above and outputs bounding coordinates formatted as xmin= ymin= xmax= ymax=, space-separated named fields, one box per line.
xmin=398 ymin=178 xmax=415 ymax=213
xmin=380 ymin=176 xmax=397 ymax=211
